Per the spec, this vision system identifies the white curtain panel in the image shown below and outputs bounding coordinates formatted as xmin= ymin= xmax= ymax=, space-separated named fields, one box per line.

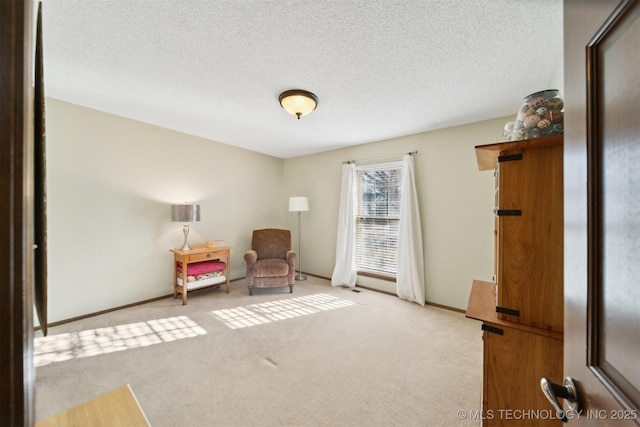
xmin=396 ymin=155 xmax=426 ymax=305
xmin=331 ymin=163 xmax=357 ymax=288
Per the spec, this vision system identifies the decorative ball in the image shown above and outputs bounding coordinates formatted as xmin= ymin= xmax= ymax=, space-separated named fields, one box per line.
xmin=518 ymin=105 xmax=531 ymax=121
xmin=517 ymin=128 xmax=528 ymax=139
xmin=551 ymin=110 xmax=563 ymax=124
xmin=538 ymin=118 xmax=551 ymax=129
xmin=528 ymin=128 xmax=542 ymax=139
xmin=528 ymin=96 xmax=546 ymax=109
xmin=545 ymin=110 xmax=563 ymax=124
xmin=504 ymin=121 xmax=515 ymax=132
xmin=547 ymin=98 xmax=564 ymax=110
xmin=524 ymin=115 xmax=541 ymax=129
xmin=536 ymin=107 xmax=548 ymax=116
xmin=550 ymin=123 xmax=564 ymax=133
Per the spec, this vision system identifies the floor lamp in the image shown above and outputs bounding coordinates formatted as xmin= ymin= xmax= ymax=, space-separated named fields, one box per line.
xmin=289 ymin=196 xmax=309 ymax=281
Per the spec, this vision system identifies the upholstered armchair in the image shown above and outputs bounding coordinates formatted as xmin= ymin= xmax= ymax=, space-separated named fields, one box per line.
xmin=244 ymin=229 xmax=297 ymax=295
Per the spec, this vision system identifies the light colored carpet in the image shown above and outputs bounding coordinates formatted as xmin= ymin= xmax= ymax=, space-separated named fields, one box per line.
xmin=35 ymin=277 xmax=482 ymax=426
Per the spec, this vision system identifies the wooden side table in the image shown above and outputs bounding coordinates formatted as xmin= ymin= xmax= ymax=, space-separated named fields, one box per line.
xmin=170 ymin=246 xmax=231 ymax=305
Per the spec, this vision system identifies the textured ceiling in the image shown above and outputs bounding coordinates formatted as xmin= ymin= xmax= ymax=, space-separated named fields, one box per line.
xmin=41 ymin=0 xmax=563 ymax=158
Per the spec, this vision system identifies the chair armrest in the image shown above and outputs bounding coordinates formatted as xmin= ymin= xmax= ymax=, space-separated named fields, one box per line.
xmin=244 ymin=250 xmax=257 ymax=267
xmin=286 ymin=250 xmax=297 ymax=284
xmin=245 ymin=250 xmax=257 ymax=285
xmin=286 ymin=250 xmax=297 ymax=268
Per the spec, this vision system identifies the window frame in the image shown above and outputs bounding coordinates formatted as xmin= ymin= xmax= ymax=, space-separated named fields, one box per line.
xmin=354 ymin=161 xmax=404 ymax=280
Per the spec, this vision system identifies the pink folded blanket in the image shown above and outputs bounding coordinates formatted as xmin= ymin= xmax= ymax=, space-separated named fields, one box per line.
xmin=177 ymin=260 xmax=226 ymax=275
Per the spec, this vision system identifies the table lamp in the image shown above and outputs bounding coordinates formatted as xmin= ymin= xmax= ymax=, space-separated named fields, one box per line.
xmin=171 ymin=203 xmax=200 ymax=251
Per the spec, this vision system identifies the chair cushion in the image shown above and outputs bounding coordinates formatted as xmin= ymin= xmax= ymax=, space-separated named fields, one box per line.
xmin=252 ymin=259 xmax=290 ymax=278
xmin=252 ymin=229 xmax=291 ymax=260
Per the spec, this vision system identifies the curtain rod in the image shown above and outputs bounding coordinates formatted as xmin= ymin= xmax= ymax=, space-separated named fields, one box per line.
xmin=343 ymin=150 xmax=418 ymax=165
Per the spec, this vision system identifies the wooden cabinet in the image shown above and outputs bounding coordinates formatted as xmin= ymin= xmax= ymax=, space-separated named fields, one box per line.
xmin=467 ymin=136 xmax=564 ymax=426
xmin=171 ymin=246 xmax=231 ymax=305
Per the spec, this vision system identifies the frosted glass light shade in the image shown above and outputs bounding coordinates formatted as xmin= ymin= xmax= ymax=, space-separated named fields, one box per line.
xmin=171 ymin=204 xmax=200 ymax=223
xmin=289 ymin=196 xmax=309 ymax=212
xmin=279 ymin=90 xmax=318 ymax=119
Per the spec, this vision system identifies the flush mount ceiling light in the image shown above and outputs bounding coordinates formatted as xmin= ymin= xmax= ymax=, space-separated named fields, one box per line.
xmin=279 ymin=89 xmax=318 ymax=120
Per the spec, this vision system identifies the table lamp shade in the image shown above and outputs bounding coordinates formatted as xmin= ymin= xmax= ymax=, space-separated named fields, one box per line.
xmin=288 ymin=197 xmax=309 ymax=212
xmin=172 ymin=204 xmax=200 ymax=223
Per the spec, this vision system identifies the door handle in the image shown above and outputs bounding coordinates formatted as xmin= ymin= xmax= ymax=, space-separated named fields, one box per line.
xmin=540 ymin=377 xmax=582 ymax=422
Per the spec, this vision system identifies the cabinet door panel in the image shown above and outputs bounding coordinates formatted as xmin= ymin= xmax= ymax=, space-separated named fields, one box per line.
xmin=497 ymin=145 xmax=563 ymax=332
xmin=483 ymin=326 xmax=563 ymax=426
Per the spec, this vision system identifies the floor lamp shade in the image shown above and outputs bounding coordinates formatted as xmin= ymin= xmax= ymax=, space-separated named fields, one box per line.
xmin=171 ymin=203 xmax=200 ymax=251
xmin=289 ymin=197 xmax=308 ymax=281
xmin=288 ymin=196 xmax=309 ymax=212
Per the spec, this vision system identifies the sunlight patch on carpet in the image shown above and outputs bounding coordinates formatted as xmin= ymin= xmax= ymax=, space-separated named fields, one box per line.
xmin=34 ymin=316 xmax=206 ymax=367
xmin=209 ymin=293 xmax=356 ymax=329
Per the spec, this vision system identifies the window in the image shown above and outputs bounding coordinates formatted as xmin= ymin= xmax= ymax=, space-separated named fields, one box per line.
xmin=355 ymin=162 xmax=403 ymax=278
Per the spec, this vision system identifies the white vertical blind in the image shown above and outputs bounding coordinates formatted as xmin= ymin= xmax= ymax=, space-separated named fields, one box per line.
xmin=355 ymin=161 xmax=403 ymax=277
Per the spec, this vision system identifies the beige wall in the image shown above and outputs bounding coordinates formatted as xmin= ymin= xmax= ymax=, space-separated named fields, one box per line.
xmin=45 ymin=97 xmax=510 ymax=322
xmin=45 ymin=99 xmax=285 ymax=322
xmin=283 ymin=117 xmax=509 ymax=309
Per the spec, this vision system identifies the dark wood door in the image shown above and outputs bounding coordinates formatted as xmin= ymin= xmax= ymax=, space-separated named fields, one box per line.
xmin=564 ymin=0 xmax=639 ymax=424
xmin=0 ymin=0 xmax=35 ymax=425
